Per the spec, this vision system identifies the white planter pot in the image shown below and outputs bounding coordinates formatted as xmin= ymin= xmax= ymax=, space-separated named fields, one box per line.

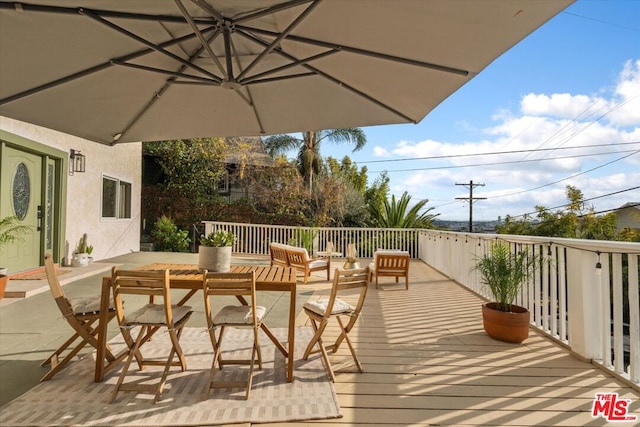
xmin=71 ymin=252 xmax=89 ymax=267
xmin=198 ymin=246 xmax=232 ymax=272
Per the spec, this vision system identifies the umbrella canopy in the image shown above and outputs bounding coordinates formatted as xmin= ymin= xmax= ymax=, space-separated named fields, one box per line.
xmin=0 ymin=0 xmax=572 ymax=145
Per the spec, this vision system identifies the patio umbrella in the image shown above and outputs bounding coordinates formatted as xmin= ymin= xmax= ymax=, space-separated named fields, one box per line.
xmin=0 ymin=0 xmax=572 ymax=145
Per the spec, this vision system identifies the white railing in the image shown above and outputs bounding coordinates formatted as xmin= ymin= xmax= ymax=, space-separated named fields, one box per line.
xmin=203 ymin=221 xmax=421 ymax=258
xmin=421 ymin=229 xmax=639 ymax=390
xmin=203 ymin=220 xmax=640 ymax=389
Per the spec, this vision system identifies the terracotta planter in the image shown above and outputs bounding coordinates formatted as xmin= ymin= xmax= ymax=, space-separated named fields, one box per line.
xmin=198 ymin=246 xmax=232 ymax=272
xmin=482 ymin=302 xmax=530 ymax=344
xmin=0 ymin=274 xmax=8 ymax=299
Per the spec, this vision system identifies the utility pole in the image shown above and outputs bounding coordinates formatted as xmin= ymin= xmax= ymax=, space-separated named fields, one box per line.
xmin=455 ymin=181 xmax=486 ymax=232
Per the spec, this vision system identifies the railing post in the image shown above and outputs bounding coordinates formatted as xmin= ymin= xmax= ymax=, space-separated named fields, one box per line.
xmin=566 ymin=248 xmax=603 ymax=361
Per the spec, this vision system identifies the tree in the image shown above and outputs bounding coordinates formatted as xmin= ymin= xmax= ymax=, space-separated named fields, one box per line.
xmin=369 ymin=191 xmax=439 ymax=228
xmin=497 ymin=185 xmax=620 ymax=240
xmin=143 ymin=138 xmax=228 ymax=197
xmin=264 ymin=128 xmax=366 ymax=195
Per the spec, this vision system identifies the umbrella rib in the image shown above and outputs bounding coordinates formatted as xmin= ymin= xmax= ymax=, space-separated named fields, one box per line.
xmin=233 ymin=0 xmax=315 ymax=24
xmin=236 ymin=0 xmax=321 ymax=81
xmin=229 ymin=35 xmax=265 ymax=134
xmin=238 ymin=25 xmax=470 ymax=77
xmin=111 ymin=61 xmax=218 ymax=84
xmin=115 ymin=32 xmax=221 ymax=143
xmin=237 ymin=29 xmax=417 ymax=123
xmin=0 ymin=26 xmax=218 ymax=106
xmin=174 ymin=0 xmax=228 ymax=79
xmin=0 ymin=2 xmax=215 ymax=25
xmin=80 ymin=8 xmax=223 ymax=82
xmin=240 ymin=49 xmax=338 ymax=85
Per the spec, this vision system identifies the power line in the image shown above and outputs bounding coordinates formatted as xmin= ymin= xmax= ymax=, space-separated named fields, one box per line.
xmin=359 ymin=141 xmax=640 ymax=165
xmin=366 ymin=148 xmax=639 ymax=173
xmin=487 ymin=150 xmax=640 ymax=200
xmin=509 ymin=186 xmax=640 ymax=219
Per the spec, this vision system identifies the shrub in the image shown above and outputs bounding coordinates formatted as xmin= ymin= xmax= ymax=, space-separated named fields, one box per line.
xmin=151 ymin=216 xmax=191 ymax=252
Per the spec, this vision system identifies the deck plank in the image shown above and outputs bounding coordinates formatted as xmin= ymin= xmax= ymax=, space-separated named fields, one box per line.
xmin=269 ymin=260 xmax=640 ymax=426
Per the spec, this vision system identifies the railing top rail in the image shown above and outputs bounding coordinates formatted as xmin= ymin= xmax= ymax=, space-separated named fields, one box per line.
xmin=421 ymin=229 xmax=640 ymax=252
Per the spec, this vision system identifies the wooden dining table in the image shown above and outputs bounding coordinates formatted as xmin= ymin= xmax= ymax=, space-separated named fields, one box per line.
xmin=95 ymin=264 xmax=298 ymax=383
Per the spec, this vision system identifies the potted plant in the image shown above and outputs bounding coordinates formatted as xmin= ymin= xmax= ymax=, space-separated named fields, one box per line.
xmin=473 ymin=241 xmax=540 ymax=344
xmin=198 ymin=230 xmax=235 ymax=272
xmin=71 ymin=233 xmax=91 ymax=267
xmin=0 ymin=216 xmax=32 ymax=299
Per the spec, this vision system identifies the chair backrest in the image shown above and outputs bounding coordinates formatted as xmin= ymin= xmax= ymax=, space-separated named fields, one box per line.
xmin=202 ymin=271 xmax=258 ymax=325
xmin=110 ymin=268 xmax=172 ymax=325
xmin=202 ymin=271 xmax=256 ymax=298
xmin=374 ymin=251 xmax=410 ymax=274
xmin=44 ymin=253 xmax=73 ymax=317
xmin=269 ymin=243 xmax=289 ymax=267
xmin=286 ymin=246 xmax=310 ymax=268
xmin=324 ymin=267 xmax=369 ymax=318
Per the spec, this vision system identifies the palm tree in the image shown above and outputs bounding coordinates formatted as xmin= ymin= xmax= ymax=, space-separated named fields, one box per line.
xmin=369 ymin=192 xmax=439 ymax=228
xmin=264 ymin=128 xmax=366 ymax=195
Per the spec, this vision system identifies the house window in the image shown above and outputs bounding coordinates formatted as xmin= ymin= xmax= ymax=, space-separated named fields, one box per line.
xmin=214 ymin=172 xmax=229 ymax=193
xmin=102 ymin=176 xmax=132 ymax=219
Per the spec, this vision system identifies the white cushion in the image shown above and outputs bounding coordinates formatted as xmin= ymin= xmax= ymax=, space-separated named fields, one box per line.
xmin=213 ymin=305 xmax=266 ymax=325
xmin=124 ymin=304 xmax=192 ymax=325
xmin=68 ymin=295 xmax=114 ymax=314
xmin=368 ymin=262 xmax=375 ymax=272
xmin=304 ymin=298 xmax=353 ymax=316
xmin=308 ymin=259 xmax=328 ymax=269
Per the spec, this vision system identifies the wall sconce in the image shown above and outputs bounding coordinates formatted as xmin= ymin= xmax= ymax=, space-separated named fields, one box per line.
xmin=69 ymin=149 xmax=86 ymax=175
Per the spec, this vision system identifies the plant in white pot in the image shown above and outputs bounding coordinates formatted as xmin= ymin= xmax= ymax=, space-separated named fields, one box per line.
xmin=71 ymin=233 xmax=91 ymax=267
xmin=198 ymin=230 xmax=235 ymax=272
xmin=473 ymin=241 xmax=540 ymax=344
xmin=0 ymin=216 xmax=32 ymax=299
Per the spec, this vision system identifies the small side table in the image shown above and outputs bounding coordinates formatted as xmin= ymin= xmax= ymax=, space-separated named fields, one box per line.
xmin=317 ymin=251 xmax=342 ymax=263
xmin=342 ymin=259 xmax=361 ymax=269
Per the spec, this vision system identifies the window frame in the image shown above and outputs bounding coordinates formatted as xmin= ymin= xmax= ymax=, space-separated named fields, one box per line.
xmin=101 ymin=175 xmax=132 ymax=220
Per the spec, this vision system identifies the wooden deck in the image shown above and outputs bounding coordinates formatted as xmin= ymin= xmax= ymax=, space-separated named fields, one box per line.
xmin=267 ymin=260 xmax=640 ymax=426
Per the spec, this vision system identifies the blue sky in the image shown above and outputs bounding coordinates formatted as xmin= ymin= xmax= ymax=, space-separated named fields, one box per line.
xmin=321 ymin=0 xmax=640 ymax=222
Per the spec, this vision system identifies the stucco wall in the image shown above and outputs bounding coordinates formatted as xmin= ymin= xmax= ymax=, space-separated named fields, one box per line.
xmin=0 ymin=117 xmax=141 ymax=263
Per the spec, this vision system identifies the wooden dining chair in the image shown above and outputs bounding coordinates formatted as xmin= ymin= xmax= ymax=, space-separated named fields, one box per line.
xmin=110 ymin=267 xmax=192 ymax=404
xmin=40 ymin=253 xmax=117 ymax=382
xmin=302 ymin=267 xmax=369 ymax=382
xmin=202 ymin=271 xmax=265 ymax=400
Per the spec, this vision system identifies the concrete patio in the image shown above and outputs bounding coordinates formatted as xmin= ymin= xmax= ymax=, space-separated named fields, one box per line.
xmin=1 ymin=252 xmax=639 ymax=426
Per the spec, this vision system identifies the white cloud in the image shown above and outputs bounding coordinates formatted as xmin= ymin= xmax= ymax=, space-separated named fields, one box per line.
xmin=374 ymin=60 xmax=640 ymax=220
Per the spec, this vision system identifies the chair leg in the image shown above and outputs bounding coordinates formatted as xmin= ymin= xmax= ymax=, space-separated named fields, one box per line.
xmin=111 ymin=326 xmax=146 ymax=403
xmin=303 ymin=318 xmax=335 ymax=382
xmin=337 ymin=316 xmax=363 ymax=373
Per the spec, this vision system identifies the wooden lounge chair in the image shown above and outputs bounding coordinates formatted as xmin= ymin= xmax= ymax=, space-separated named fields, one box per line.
xmin=302 ymin=267 xmax=369 ymax=382
xmin=368 ymin=250 xmax=410 ymax=290
xmin=40 ymin=253 xmax=117 ymax=382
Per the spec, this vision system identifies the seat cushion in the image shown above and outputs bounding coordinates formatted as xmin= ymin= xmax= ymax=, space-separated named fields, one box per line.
xmin=68 ymin=295 xmax=114 ymax=314
xmin=124 ymin=304 xmax=192 ymax=325
xmin=304 ymin=298 xmax=353 ymax=316
xmin=308 ymin=259 xmax=328 ymax=269
xmin=213 ymin=305 xmax=266 ymax=325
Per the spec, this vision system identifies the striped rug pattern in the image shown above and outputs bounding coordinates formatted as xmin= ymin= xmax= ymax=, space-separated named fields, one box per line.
xmin=1 ymin=326 xmax=341 ymax=426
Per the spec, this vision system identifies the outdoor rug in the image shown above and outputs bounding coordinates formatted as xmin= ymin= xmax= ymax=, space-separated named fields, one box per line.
xmin=0 ymin=326 xmax=341 ymax=426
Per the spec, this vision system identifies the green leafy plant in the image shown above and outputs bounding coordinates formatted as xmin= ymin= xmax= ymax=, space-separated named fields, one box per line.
xmin=473 ymin=242 xmax=540 ymax=312
xmin=74 ymin=233 xmax=89 ymax=254
xmin=151 ymin=216 xmax=191 ymax=252
xmin=0 ymin=216 xmax=31 ymax=248
xmin=200 ymin=230 xmax=235 ymax=247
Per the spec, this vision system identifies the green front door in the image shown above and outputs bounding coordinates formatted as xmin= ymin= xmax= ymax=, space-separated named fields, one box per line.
xmin=0 ymin=146 xmax=43 ymax=272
